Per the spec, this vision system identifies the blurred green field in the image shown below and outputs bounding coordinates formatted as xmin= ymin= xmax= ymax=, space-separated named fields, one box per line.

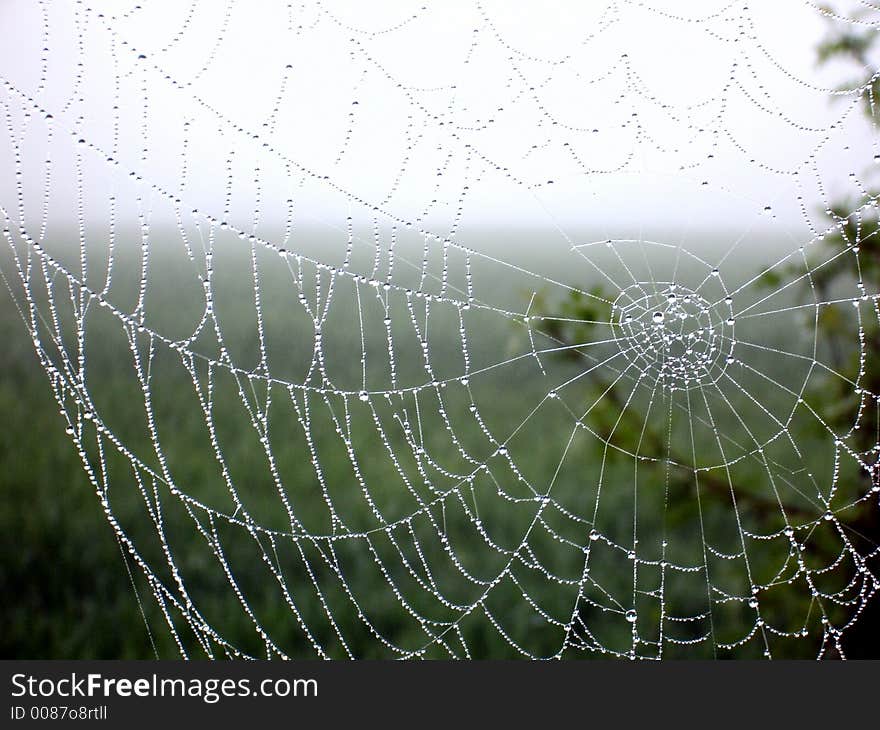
xmin=1 ymin=230 xmax=876 ymax=659
xmin=0 ymin=285 xmax=158 ymax=657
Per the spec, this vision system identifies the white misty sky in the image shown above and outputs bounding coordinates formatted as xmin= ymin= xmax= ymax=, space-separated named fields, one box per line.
xmin=0 ymin=0 xmax=876 ymax=254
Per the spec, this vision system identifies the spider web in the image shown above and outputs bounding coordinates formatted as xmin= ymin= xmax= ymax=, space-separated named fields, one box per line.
xmin=1 ymin=0 xmax=879 ymax=659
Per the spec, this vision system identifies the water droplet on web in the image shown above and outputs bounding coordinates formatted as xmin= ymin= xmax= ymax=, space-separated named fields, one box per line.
xmin=652 ymin=312 xmax=664 ymax=324
xmin=625 ymin=609 xmax=637 ymax=623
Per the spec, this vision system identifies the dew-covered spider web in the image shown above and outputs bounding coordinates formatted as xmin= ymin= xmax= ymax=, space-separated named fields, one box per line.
xmin=1 ymin=0 xmax=880 ymax=659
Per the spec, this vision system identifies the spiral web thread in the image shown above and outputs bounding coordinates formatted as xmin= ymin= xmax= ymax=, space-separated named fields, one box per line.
xmin=1 ymin=0 xmax=880 ymax=659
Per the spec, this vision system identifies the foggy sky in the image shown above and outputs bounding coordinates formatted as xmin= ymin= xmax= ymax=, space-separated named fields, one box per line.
xmin=0 ymin=0 xmax=877 ymax=259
